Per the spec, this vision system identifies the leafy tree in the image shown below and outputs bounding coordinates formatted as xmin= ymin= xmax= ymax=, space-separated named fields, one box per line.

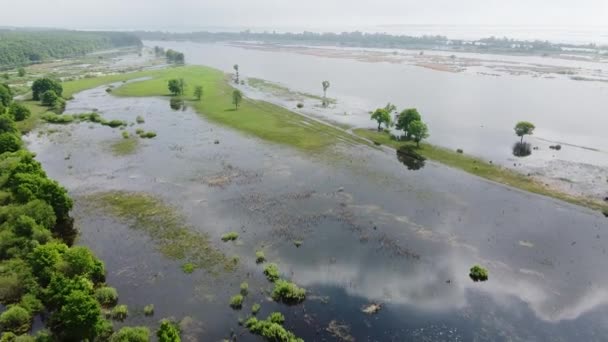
xmin=40 ymin=91 xmax=58 ymax=107
xmin=31 ymin=78 xmax=62 ymax=101
xmin=157 ymin=319 xmax=181 ymax=342
xmin=29 ymin=242 xmax=67 ymax=286
xmin=194 ymin=86 xmax=203 ymax=101
xmin=395 ymin=108 xmax=421 ymax=138
xmin=9 ymin=172 xmax=73 ymax=222
xmin=0 ymin=133 xmax=22 ymax=154
xmin=0 ymin=103 xmax=5 ymax=116
xmin=52 ymin=290 xmax=101 ymax=341
xmin=167 ymin=79 xmax=184 ymax=96
xmin=8 ymin=103 xmax=30 ymax=121
xmin=232 ymin=90 xmax=243 ymax=110
xmin=370 ymin=108 xmax=391 ymax=130
xmin=514 ymin=121 xmax=535 ymax=143
xmin=0 ymin=84 xmax=11 ymax=107
xmin=110 ymin=326 xmax=150 ymax=342
xmin=384 ymin=102 xmax=397 ymax=114
xmin=0 ymin=115 xmax=17 ymax=134
xmin=233 ymin=64 xmax=239 ymax=83
xmin=0 ymin=305 xmax=31 ymax=334
xmin=17 ymin=68 xmax=25 ymax=77
xmin=165 ymin=50 xmax=185 ymax=64
xmin=408 ymin=120 xmax=429 ymax=147
xmin=61 ymin=246 xmax=105 ymax=283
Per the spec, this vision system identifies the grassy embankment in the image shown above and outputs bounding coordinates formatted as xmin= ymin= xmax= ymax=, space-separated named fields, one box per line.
xmin=354 ymin=128 xmax=608 ymax=214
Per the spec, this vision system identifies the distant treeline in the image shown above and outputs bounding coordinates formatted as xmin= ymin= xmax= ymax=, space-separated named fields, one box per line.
xmin=134 ymin=30 xmax=605 ymax=54
xmin=0 ymin=30 xmax=142 ymax=68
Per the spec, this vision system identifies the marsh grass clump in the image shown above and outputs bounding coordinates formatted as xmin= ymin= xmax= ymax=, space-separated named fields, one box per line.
xmin=245 ymin=313 xmax=303 ymax=342
xmin=240 ymin=282 xmax=249 ymax=295
xmin=221 ymin=232 xmax=239 ymax=242
xmin=271 ymin=279 xmax=306 ymax=304
xmin=136 ymin=116 xmax=145 ymax=124
xmin=135 ymin=128 xmax=144 ymax=135
xmin=42 ymin=113 xmax=74 ymax=124
xmin=181 ymin=263 xmax=195 ymax=274
xmin=121 ymin=131 xmax=129 ymax=139
xmin=296 ymin=103 xmax=304 ymax=109
xmin=251 ymin=303 xmax=261 ymax=315
xmin=263 ymin=263 xmax=280 ymax=282
xmin=111 ymin=304 xmax=129 ymax=321
xmin=469 ymin=265 xmax=489 ymax=282
xmin=110 ymin=137 xmax=139 ymax=156
xmin=85 ymin=191 xmax=235 ymax=275
xmin=143 ymin=304 xmax=154 ymax=316
xmin=104 ymin=120 xmax=126 ymax=128
xmin=230 ymin=294 xmax=244 ymax=309
xmin=255 ymin=250 xmax=266 ymax=264
xmin=138 ymin=131 xmax=157 ymax=139
xmin=95 ymin=286 xmax=118 ymax=307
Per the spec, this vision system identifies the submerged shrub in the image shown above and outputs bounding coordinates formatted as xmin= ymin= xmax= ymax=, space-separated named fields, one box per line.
xmin=296 ymin=103 xmax=304 ymax=108
xmin=135 ymin=116 xmax=145 ymax=124
xmin=121 ymin=131 xmax=129 ymax=139
xmin=156 ymin=319 xmax=180 ymax=342
xmin=104 ymin=120 xmax=126 ymax=128
xmin=251 ymin=303 xmax=261 ymax=315
xmin=143 ymin=304 xmax=154 ymax=316
xmin=271 ymin=280 xmax=306 ymax=304
xmin=512 ymin=142 xmax=532 ymax=157
xmin=110 ymin=326 xmax=150 ymax=342
xmin=255 ymin=250 xmax=266 ymax=264
xmin=181 ymin=263 xmax=195 ymax=274
xmin=229 ymin=294 xmax=243 ymax=309
xmin=245 ymin=313 xmax=303 ymax=342
xmin=263 ymin=263 xmax=280 ymax=282
xmin=138 ymin=131 xmax=156 ymax=139
xmin=220 ymin=232 xmax=238 ymax=242
xmin=240 ymin=282 xmax=249 ymax=295
xmin=0 ymin=305 xmax=31 ymax=334
xmin=95 ymin=287 xmax=118 ymax=307
xmin=469 ymin=265 xmax=489 ymax=282
xmin=111 ymin=304 xmax=128 ymax=321
xmin=42 ymin=114 xmax=74 ymax=124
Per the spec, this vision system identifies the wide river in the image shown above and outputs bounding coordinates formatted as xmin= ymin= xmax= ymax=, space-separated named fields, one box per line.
xmin=147 ymin=40 xmax=608 ymax=199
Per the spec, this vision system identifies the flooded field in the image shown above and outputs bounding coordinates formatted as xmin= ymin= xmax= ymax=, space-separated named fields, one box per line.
xmin=24 ymin=83 xmax=608 ymax=340
xmin=146 ymin=40 xmax=608 ymax=200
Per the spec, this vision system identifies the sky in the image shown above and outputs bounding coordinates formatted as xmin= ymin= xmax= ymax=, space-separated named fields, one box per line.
xmin=0 ymin=0 xmax=606 ymax=31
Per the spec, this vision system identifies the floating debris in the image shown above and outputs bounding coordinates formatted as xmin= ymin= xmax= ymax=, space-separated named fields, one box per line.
xmin=326 ymin=320 xmax=355 ymax=342
xmin=361 ymin=303 xmax=382 ymax=315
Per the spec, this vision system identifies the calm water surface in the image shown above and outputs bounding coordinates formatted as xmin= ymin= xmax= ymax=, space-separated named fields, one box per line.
xmin=25 ymin=84 xmax=608 ymax=341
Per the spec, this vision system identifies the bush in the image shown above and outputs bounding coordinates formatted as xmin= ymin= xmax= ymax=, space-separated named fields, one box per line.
xmin=469 ymin=265 xmax=489 ymax=282
xmin=143 ymin=304 xmax=154 ymax=316
xmin=94 ymin=319 xmax=114 ymax=341
xmin=95 ymin=287 xmax=118 ymax=307
xmin=220 ymin=232 xmax=238 ymax=242
xmin=41 ymin=114 xmax=74 ymax=124
xmin=263 ymin=263 xmax=280 ymax=282
xmin=8 ymin=103 xmax=30 ymax=122
xmin=135 ymin=128 xmax=144 ymax=135
xmin=156 ymin=319 xmax=180 ymax=342
xmin=268 ymin=312 xmax=285 ymax=324
xmin=121 ymin=131 xmax=129 ymax=139
xmin=19 ymin=294 xmax=43 ymax=314
xmin=0 ymin=133 xmax=22 ymax=154
xmin=32 ymin=78 xmax=63 ymax=101
xmin=271 ymin=280 xmax=306 ymax=304
xmin=296 ymin=103 xmax=304 ymax=108
xmin=40 ymin=91 xmax=58 ymax=107
xmin=104 ymin=120 xmax=126 ymax=128
xmin=181 ymin=263 xmax=195 ymax=274
xmin=138 ymin=131 xmax=156 ymax=139
xmin=135 ymin=116 xmax=145 ymax=124
xmin=0 ymin=305 xmax=31 ymax=334
xmin=229 ymin=294 xmax=243 ymax=309
xmin=110 ymin=326 xmax=150 ymax=342
xmin=0 ymin=115 xmax=17 ymax=134
xmin=245 ymin=314 xmax=303 ymax=342
xmin=512 ymin=142 xmax=531 ymax=157
xmin=111 ymin=304 xmax=128 ymax=321
xmin=53 ymin=290 xmax=101 ymax=340
xmin=251 ymin=303 xmax=261 ymax=315
xmin=240 ymin=282 xmax=248 ymax=295
xmin=255 ymin=250 xmax=266 ymax=264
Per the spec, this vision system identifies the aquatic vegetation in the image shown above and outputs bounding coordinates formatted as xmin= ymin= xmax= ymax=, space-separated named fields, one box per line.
xmin=293 ymin=240 xmax=303 ymax=248
xmin=512 ymin=142 xmax=532 ymax=157
xmin=135 ymin=128 xmax=144 ymax=135
xmin=271 ymin=279 xmax=306 ymax=304
xmin=109 ymin=137 xmax=139 ymax=156
xmin=138 ymin=131 xmax=157 ymax=138
xmin=157 ymin=319 xmax=181 ymax=342
xmin=84 ymin=191 xmax=235 ymax=274
xmin=42 ymin=113 xmax=74 ymax=124
xmin=110 ymin=326 xmax=150 ymax=342
xmin=121 ymin=131 xmax=129 ymax=139
xmin=105 ymin=119 xmax=127 ymax=128
xmin=181 ymin=263 xmax=195 ymax=274
xmin=95 ymin=286 xmax=118 ymax=307
xmin=240 ymin=282 xmax=249 ymax=295
xmin=263 ymin=263 xmax=280 ymax=282
xmin=230 ymin=294 xmax=244 ymax=309
xmin=143 ymin=304 xmax=154 ymax=316
xmin=251 ymin=303 xmax=261 ymax=315
xmin=245 ymin=313 xmax=303 ymax=342
xmin=135 ymin=115 xmax=145 ymax=124
xmin=469 ymin=265 xmax=489 ymax=282
xmin=296 ymin=103 xmax=304 ymax=108
xmin=111 ymin=304 xmax=129 ymax=321
xmin=221 ymin=232 xmax=239 ymax=242
xmin=255 ymin=250 xmax=266 ymax=263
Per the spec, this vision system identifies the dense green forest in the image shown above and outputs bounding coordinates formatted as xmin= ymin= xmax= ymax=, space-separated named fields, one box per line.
xmin=134 ymin=30 xmax=605 ymax=54
xmin=0 ymin=30 xmax=142 ymax=68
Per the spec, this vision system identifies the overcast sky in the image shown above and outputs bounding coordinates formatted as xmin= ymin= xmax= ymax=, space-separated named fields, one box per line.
xmin=1 ymin=0 xmax=606 ymax=31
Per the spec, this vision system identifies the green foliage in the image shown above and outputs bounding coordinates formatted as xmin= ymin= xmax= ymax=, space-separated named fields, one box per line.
xmin=220 ymin=232 xmax=238 ymax=242
xmin=135 ymin=116 xmax=145 ymax=124
xmin=41 ymin=114 xmax=74 ymax=124
xmin=181 ymin=263 xmax=195 ymax=274
xmin=370 ymin=108 xmax=391 ymax=130
xmin=229 ymin=294 xmax=243 ymax=309
xmin=61 ymin=246 xmax=105 ymax=282
xmin=395 ymin=108 xmax=421 ymax=136
xmin=111 ymin=304 xmax=128 ymax=321
xmin=165 ymin=49 xmax=185 ymax=64
xmin=143 ymin=304 xmax=154 ymax=316
xmin=52 ymin=290 xmax=101 ymax=340
xmin=0 ymin=84 xmax=11 ymax=107
xmin=121 ymin=131 xmax=129 ymax=139
xmin=105 ymin=120 xmax=126 ymax=128
xmin=469 ymin=265 xmax=489 ymax=282
xmin=110 ymin=326 xmax=150 ymax=342
xmin=94 ymin=319 xmax=114 ymax=341
xmin=0 ymin=133 xmax=22 ymax=154
xmin=8 ymin=104 xmax=30 ymax=122
xmin=29 ymin=242 xmax=67 ymax=286
xmin=251 ymin=303 xmax=261 ymax=315
xmin=245 ymin=313 xmax=303 ymax=342
xmin=407 ymin=120 xmax=429 ymax=147
xmin=0 ymin=115 xmax=17 ymax=134
xmin=0 ymin=305 xmax=31 ymax=334
xmin=514 ymin=121 xmax=535 ymax=142
xmin=95 ymin=287 xmax=118 ymax=307
xmin=45 ymin=274 xmax=94 ymax=310
xmin=31 ymin=78 xmax=62 ymax=101
xmin=40 ymin=91 xmax=59 ymax=107
xmin=263 ymin=263 xmax=280 ymax=282
xmin=271 ymin=279 xmax=306 ymax=304
xmin=17 ymin=68 xmax=25 ymax=78
xmin=156 ymin=319 xmax=181 ymax=342
xmin=194 ymin=86 xmax=203 ymax=101
xmin=232 ymin=90 xmax=243 ymax=110
xmin=137 ymin=131 xmax=156 ymax=139
xmin=268 ymin=312 xmax=285 ymax=324
xmin=167 ymin=79 xmax=184 ymax=96
xmin=240 ymin=282 xmax=249 ymax=295
xmin=255 ymin=250 xmax=266 ymax=264
xmin=19 ymin=294 xmax=43 ymax=314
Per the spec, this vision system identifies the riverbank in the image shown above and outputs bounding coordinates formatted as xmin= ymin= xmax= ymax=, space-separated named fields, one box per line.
xmin=354 ymin=128 xmax=608 ymax=214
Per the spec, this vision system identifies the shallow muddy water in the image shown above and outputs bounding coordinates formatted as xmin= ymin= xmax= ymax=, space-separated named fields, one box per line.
xmin=147 ymin=40 xmax=608 ymax=199
xmin=25 ymin=85 xmax=608 ymax=340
